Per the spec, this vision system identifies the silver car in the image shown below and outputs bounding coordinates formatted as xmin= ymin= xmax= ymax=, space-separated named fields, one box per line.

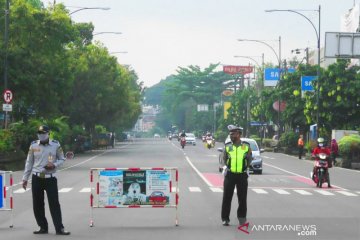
xmin=185 ymin=133 xmax=196 ymax=146
xmin=217 ymin=137 xmax=264 ymax=174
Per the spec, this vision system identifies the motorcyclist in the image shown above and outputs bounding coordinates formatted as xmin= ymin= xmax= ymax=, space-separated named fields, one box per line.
xmin=312 ymin=137 xmax=331 ymax=187
xmin=205 ymin=132 xmax=214 ymax=147
xmin=180 ymin=130 xmax=187 ymax=138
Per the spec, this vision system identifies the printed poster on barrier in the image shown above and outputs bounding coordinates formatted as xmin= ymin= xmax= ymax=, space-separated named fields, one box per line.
xmin=146 ymin=170 xmax=170 ymax=205
xmin=98 ymin=170 xmax=124 ymax=207
xmin=0 ymin=174 xmax=3 ymax=208
xmin=123 ymin=171 xmax=147 ymax=205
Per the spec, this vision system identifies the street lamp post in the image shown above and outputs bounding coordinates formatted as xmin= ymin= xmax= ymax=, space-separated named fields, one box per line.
xmin=69 ymin=7 xmax=110 ymax=15
xmin=3 ymin=0 xmax=10 ymax=128
xmin=93 ymin=32 xmax=122 ymax=36
xmin=266 ymin=5 xmax=321 ymax=136
xmin=238 ymin=37 xmax=282 ymax=137
xmin=234 ymin=54 xmax=265 ymax=138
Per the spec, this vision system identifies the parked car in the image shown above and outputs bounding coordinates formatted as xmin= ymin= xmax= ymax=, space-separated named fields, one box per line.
xmin=185 ymin=133 xmax=196 ymax=146
xmin=154 ymin=133 xmax=160 ymax=138
xmin=217 ymin=136 xmax=264 ymax=174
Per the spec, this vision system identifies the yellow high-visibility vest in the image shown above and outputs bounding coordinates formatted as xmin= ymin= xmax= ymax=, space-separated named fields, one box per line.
xmin=225 ymin=144 xmax=249 ymax=173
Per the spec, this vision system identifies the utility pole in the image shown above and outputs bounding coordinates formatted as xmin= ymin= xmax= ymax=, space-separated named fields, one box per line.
xmin=3 ymin=0 xmax=10 ymax=128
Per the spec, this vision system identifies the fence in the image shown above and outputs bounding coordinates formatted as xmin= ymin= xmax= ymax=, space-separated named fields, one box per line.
xmin=0 ymin=170 xmax=13 ymax=228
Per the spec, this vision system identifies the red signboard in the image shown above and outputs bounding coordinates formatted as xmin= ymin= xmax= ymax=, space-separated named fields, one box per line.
xmin=272 ymin=101 xmax=286 ymax=112
xmin=223 ymin=65 xmax=253 ymax=75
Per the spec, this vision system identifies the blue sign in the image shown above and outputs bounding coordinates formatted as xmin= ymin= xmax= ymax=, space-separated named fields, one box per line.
xmin=301 ymin=76 xmax=316 ymax=91
xmin=250 ymin=121 xmax=267 ymax=126
xmin=0 ymin=175 xmax=3 ymax=208
xmin=264 ymin=68 xmax=296 ymax=86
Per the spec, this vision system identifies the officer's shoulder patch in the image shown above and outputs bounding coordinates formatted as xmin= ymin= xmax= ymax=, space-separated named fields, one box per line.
xmin=31 ymin=140 xmax=38 ymax=145
xmin=51 ymin=139 xmax=59 ymax=144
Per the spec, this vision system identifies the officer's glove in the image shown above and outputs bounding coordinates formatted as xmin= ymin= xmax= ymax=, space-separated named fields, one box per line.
xmin=222 ymin=166 xmax=228 ymax=176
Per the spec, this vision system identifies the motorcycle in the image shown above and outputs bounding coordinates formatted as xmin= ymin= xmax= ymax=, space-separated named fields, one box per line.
xmin=312 ymin=153 xmax=331 ymax=188
xmin=180 ymin=137 xmax=186 ymax=149
xmin=202 ymin=135 xmax=206 ymax=142
xmin=168 ymin=135 xmax=172 ymax=140
xmin=206 ymin=138 xmax=213 ymax=149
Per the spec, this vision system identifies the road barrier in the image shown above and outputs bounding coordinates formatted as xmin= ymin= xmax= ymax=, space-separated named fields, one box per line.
xmin=0 ymin=170 xmax=13 ymax=228
xmin=89 ymin=167 xmax=179 ymax=227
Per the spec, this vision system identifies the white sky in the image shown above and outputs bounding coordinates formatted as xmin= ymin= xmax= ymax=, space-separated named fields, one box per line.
xmin=45 ymin=0 xmax=358 ymax=87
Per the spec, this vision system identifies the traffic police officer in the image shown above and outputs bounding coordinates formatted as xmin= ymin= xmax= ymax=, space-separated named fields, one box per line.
xmin=221 ymin=125 xmax=252 ymax=226
xmin=22 ymin=125 xmax=70 ymax=235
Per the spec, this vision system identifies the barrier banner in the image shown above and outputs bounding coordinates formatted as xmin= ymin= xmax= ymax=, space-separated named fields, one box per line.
xmin=97 ymin=169 xmax=171 ymax=206
xmin=90 ymin=167 xmax=178 ymax=227
xmin=0 ymin=175 xmax=3 ymax=208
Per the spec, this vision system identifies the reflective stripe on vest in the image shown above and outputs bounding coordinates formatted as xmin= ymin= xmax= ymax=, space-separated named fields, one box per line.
xmin=225 ymin=144 xmax=249 ymax=173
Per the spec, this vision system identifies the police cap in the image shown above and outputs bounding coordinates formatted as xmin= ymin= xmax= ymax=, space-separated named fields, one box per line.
xmin=227 ymin=125 xmax=243 ymax=133
xmin=38 ymin=125 xmax=50 ymax=134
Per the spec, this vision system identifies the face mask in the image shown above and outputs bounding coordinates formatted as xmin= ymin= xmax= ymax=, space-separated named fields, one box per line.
xmin=319 ymin=143 xmax=324 ymax=147
xmin=38 ymin=133 xmax=49 ymax=142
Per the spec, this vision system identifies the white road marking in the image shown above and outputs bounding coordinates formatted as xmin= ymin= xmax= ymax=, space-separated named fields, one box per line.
xmin=314 ymin=190 xmax=335 ymax=196
xmin=263 ymin=162 xmax=346 ymax=190
xmin=210 ymin=187 xmax=223 ymax=192
xmin=171 ymin=187 xmax=179 ymax=192
xmin=252 ymin=189 xmax=268 ymax=194
xmin=58 ymin=188 xmax=72 ymax=193
xmin=80 ymin=188 xmax=91 ymax=193
xmin=272 ymin=189 xmax=290 ymax=195
xmin=14 ymin=188 xmax=30 ymax=193
xmin=189 ymin=187 xmax=202 ymax=192
xmin=336 ymin=191 xmax=358 ymax=196
xmin=293 ymin=190 xmax=312 ymax=195
xmin=184 ymin=156 xmax=213 ymax=187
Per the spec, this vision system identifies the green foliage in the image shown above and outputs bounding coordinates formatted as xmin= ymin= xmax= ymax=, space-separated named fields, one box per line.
xmin=0 ymin=130 xmax=15 ymax=153
xmin=279 ymin=132 xmax=298 ymax=148
xmin=0 ymin=1 xmax=141 ymax=139
xmin=338 ymin=135 xmax=360 ymax=168
xmin=95 ymin=125 xmax=108 ymax=134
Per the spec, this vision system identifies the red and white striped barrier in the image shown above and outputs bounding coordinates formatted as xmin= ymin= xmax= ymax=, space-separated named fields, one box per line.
xmin=89 ymin=167 xmax=179 ymax=227
xmin=0 ymin=170 xmax=13 ymax=228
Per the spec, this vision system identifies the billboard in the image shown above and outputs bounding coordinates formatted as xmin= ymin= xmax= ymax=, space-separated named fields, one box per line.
xmin=223 ymin=65 xmax=253 ymax=75
xmin=325 ymin=32 xmax=360 ymax=58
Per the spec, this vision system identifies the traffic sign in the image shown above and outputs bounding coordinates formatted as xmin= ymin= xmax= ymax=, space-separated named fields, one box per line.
xmin=2 ymin=104 xmax=12 ymax=112
xmin=264 ymin=68 xmax=296 ymax=86
xmin=301 ymin=76 xmax=316 ymax=91
xmin=3 ymin=89 xmax=13 ymax=103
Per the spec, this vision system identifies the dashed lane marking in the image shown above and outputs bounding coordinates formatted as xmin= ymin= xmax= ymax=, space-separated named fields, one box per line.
xmin=79 ymin=188 xmax=91 ymax=193
xmin=252 ymin=189 xmax=268 ymax=194
xmin=293 ymin=190 xmax=312 ymax=195
xmin=336 ymin=191 xmax=358 ymax=196
xmin=58 ymin=188 xmax=72 ymax=193
xmin=189 ymin=187 xmax=202 ymax=192
xmin=314 ymin=190 xmax=335 ymax=196
xmin=272 ymin=189 xmax=290 ymax=195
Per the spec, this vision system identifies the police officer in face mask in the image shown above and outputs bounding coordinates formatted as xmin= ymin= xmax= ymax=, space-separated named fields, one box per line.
xmin=221 ymin=125 xmax=252 ymax=227
xmin=22 ymin=125 xmax=70 ymax=235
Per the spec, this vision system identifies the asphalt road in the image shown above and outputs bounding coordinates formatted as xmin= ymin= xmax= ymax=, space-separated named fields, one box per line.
xmin=0 ymin=138 xmax=359 ymax=240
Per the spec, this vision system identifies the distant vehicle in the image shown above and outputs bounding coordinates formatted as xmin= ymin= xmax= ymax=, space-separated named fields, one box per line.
xmin=149 ymin=191 xmax=167 ymax=205
xmin=217 ymin=136 xmax=264 ymax=174
xmin=154 ymin=133 xmax=160 ymax=138
xmin=185 ymin=133 xmax=196 ymax=146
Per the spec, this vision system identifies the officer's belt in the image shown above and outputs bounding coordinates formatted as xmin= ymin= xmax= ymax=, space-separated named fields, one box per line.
xmin=228 ymin=171 xmax=247 ymax=175
xmin=33 ymin=172 xmax=55 ymax=178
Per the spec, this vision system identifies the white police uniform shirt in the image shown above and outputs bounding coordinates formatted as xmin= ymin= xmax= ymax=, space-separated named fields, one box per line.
xmin=22 ymin=139 xmax=65 ymax=181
